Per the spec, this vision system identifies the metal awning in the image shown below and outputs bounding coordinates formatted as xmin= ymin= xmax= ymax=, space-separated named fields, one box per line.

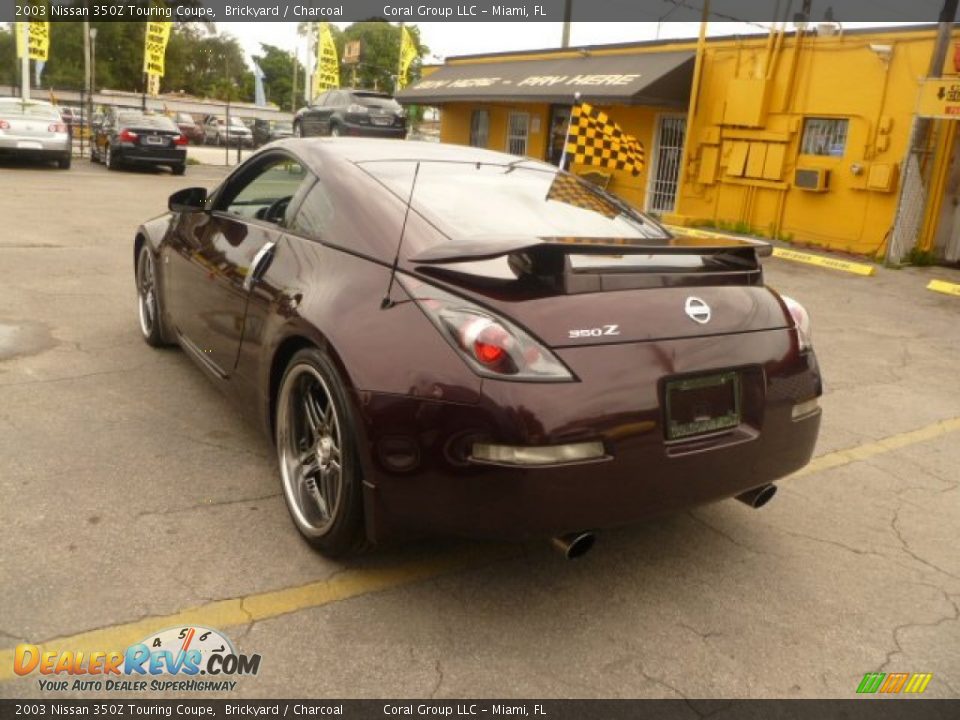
xmin=397 ymin=50 xmax=694 ymax=107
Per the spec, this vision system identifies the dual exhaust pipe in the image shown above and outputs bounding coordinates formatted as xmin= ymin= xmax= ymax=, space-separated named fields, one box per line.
xmin=550 ymin=483 xmax=777 ymax=560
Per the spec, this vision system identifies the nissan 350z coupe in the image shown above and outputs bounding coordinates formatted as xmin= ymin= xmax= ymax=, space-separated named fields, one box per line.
xmin=133 ymin=139 xmax=822 ymax=557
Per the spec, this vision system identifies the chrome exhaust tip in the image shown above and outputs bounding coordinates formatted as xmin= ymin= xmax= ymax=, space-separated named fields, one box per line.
xmin=736 ymin=484 xmax=778 ymax=509
xmin=551 ymin=531 xmax=596 ymax=559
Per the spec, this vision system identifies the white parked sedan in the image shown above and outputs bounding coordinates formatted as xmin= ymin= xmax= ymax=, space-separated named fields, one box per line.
xmin=0 ymin=99 xmax=71 ymax=169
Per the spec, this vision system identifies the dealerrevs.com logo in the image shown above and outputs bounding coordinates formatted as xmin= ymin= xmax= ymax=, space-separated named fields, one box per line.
xmin=14 ymin=626 xmax=261 ymax=692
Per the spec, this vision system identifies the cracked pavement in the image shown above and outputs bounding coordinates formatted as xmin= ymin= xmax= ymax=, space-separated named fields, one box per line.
xmin=1 ymin=160 xmax=959 ymax=699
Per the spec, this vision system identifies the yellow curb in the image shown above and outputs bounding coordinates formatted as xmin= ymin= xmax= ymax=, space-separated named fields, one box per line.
xmin=666 ymin=225 xmax=876 ymax=277
xmin=927 ymin=279 xmax=960 ymax=297
xmin=770 ymin=247 xmax=876 ymax=276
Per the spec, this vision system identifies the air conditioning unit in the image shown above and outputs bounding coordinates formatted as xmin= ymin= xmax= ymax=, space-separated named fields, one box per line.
xmin=795 ymin=167 xmax=830 ymax=192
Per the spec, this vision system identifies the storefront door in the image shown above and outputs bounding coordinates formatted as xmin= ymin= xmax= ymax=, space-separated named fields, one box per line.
xmin=547 ymin=105 xmax=571 ymax=166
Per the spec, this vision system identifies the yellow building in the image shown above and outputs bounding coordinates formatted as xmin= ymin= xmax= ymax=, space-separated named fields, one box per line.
xmin=399 ymin=24 xmax=960 ymax=261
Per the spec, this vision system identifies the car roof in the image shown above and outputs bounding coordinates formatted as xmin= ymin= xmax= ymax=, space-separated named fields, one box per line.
xmin=277 ymin=138 xmax=540 ymax=170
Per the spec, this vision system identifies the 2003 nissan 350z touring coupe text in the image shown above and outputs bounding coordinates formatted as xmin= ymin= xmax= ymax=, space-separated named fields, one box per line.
xmin=133 ymin=139 xmax=822 ymax=558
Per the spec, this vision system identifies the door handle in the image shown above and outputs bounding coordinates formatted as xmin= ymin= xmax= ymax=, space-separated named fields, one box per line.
xmin=244 ymin=241 xmax=277 ymax=292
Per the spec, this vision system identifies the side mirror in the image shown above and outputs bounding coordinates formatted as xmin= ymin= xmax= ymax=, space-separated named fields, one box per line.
xmin=169 ymin=187 xmax=207 ymax=213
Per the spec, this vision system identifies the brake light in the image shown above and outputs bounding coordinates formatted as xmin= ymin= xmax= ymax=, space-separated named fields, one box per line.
xmin=397 ymin=274 xmax=574 ymax=382
xmin=49 ymin=123 xmax=67 ymax=133
xmin=118 ymin=129 xmax=138 ymax=142
xmin=781 ymin=295 xmax=813 ymax=352
xmin=0 ymin=120 xmax=9 ymax=130
xmin=174 ymin=134 xmax=188 ymax=146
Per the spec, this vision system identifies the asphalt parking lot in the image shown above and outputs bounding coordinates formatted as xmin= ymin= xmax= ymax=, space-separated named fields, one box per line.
xmin=1 ymin=157 xmax=958 ymax=700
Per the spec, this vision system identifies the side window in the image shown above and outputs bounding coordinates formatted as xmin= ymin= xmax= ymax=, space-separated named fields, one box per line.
xmin=289 ymin=179 xmax=336 ymax=239
xmin=218 ymin=157 xmax=309 ymax=225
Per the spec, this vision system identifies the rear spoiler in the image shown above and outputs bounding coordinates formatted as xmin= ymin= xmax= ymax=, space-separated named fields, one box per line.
xmin=408 ymin=234 xmax=773 ymax=265
xmin=410 ymin=234 xmax=772 ymax=293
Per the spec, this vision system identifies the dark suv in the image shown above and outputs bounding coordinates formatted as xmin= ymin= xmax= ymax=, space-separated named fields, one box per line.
xmin=293 ymin=89 xmax=406 ymax=139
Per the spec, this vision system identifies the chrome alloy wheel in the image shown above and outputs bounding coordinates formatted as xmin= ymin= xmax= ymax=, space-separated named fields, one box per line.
xmin=137 ymin=248 xmax=157 ymax=337
xmin=277 ymin=365 xmax=345 ymax=537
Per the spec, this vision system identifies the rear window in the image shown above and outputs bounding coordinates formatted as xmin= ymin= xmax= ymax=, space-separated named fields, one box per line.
xmin=118 ymin=113 xmax=177 ymax=131
xmin=352 ymin=93 xmax=401 ymax=111
xmin=0 ymin=101 xmax=59 ymax=118
xmin=359 ymin=160 xmax=667 ymax=246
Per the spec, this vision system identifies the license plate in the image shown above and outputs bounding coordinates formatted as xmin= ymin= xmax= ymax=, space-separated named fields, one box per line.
xmin=665 ymin=371 xmax=741 ymax=440
xmin=371 ymin=116 xmax=392 ymax=126
xmin=145 ymin=135 xmax=166 ymax=145
xmin=16 ymin=141 xmax=43 ymax=150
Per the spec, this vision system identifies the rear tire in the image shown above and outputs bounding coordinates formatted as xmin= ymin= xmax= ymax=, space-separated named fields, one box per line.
xmin=172 ymin=163 xmax=186 ymax=176
xmin=57 ymin=154 xmax=71 ymax=170
xmin=275 ymin=347 xmax=366 ymax=557
xmin=105 ymin=144 xmax=118 ymax=171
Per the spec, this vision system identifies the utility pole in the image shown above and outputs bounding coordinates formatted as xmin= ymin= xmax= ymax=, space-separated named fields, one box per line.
xmin=20 ymin=22 xmax=30 ymax=100
xmin=886 ymin=0 xmax=959 ymax=264
xmin=291 ymin=46 xmax=298 ymax=113
xmin=561 ymin=0 xmax=572 ymax=48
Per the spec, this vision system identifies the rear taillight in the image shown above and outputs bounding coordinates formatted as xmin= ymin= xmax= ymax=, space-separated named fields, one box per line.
xmin=118 ymin=129 xmax=138 ymax=142
xmin=781 ymin=295 xmax=813 ymax=352
xmin=397 ymin=274 xmax=574 ymax=382
xmin=49 ymin=123 xmax=66 ymax=133
xmin=174 ymin=134 xmax=188 ymax=146
xmin=0 ymin=120 xmax=9 ymax=130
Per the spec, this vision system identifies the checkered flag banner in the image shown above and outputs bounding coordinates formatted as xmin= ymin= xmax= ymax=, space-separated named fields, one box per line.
xmin=545 ymin=172 xmax=618 ymax=219
xmin=565 ymin=102 xmax=645 ymax=176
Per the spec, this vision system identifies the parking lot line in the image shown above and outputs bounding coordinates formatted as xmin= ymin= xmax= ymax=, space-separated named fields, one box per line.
xmin=2 ymin=414 xmax=958 ymax=684
xmin=0 ymin=545 xmax=514 ymax=683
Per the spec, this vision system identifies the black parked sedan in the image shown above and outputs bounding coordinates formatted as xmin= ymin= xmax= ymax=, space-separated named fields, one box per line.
xmin=92 ymin=109 xmax=187 ymax=174
xmin=293 ymin=89 xmax=406 ymax=139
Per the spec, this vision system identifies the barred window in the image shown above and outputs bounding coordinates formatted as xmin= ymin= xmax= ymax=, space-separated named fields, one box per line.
xmin=801 ymin=118 xmax=849 ymax=157
xmin=469 ymin=110 xmax=489 ymax=148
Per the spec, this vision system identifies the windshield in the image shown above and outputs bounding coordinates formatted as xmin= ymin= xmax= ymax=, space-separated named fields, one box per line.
xmin=359 ymin=160 xmax=667 ymax=249
xmin=0 ymin=101 xmax=60 ymax=119
xmin=230 ymin=117 xmax=248 ymax=128
xmin=176 ymin=113 xmax=196 ymax=124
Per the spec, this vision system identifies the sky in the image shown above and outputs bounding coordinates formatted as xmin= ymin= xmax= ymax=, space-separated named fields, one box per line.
xmin=218 ymin=20 xmax=919 ymax=75
xmin=219 ymin=21 xmax=768 ymax=67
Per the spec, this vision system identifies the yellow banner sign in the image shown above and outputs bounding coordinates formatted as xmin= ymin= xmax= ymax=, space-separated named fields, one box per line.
xmin=313 ymin=22 xmax=340 ymax=97
xmin=397 ymin=26 xmax=417 ymax=90
xmin=16 ymin=21 xmax=50 ymax=62
xmin=917 ymin=78 xmax=960 ymax=118
xmin=143 ymin=21 xmax=171 ymax=78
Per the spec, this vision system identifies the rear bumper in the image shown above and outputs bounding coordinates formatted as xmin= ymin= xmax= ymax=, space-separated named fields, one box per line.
xmin=356 ymin=329 xmax=823 ymax=542
xmin=0 ymin=134 xmax=70 ymax=155
xmin=115 ymin=144 xmax=186 ymax=165
xmin=341 ymin=121 xmax=406 ymax=139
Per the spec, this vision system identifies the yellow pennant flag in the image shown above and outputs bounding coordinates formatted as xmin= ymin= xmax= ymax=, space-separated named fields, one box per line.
xmin=397 ymin=25 xmax=417 ymax=90
xmin=143 ymin=21 xmax=171 ymax=79
xmin=16 ymin=21 xmax=50 ymax=62
xmin=313 ymin=22 xmax=340 ymax=97
xmin=564 ymin=101 xmax=645 ymax=176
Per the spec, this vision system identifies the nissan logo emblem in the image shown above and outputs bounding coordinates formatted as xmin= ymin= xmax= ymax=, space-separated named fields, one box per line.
xmin=684 ymin=296 xmax=712 ymax=324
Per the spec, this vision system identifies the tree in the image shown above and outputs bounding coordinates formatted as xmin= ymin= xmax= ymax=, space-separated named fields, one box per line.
xmin=339 ymin=21 xmax=427 ymax=93
xmin=251 ymin=43 xmax=304 ymax=111
xmin=164 ymin=26 xmax=251 ymax=101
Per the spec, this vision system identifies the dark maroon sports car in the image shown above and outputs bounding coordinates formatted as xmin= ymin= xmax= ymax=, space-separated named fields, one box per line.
xmin=134 ymin=139 xmax=822 ymax=558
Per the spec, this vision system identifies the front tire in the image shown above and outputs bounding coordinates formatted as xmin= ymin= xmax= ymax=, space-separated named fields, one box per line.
xmin=171 ymin=163 xmax=186 ymax=176
xmin=275 ymin=348 xmax=365 ymax=556
xmin=330 ymin=124 xmax=341 ymax=137
xmin=136 ymin=245 xmax=165 ymax=347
